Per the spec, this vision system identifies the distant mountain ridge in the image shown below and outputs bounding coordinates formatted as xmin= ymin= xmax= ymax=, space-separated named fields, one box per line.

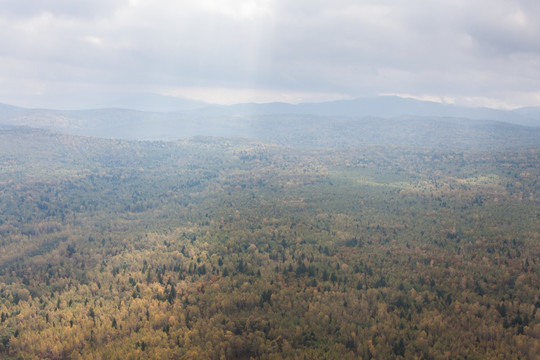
xmin=196 ymin=96 xmax=540 ymax=127
xmin=0 ymin=97 xmax=539 ymax=149
xmin=1 ymin=95 xmax=539 ymax=126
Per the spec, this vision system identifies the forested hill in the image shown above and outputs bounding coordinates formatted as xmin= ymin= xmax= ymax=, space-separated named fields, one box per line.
xmin=232 ymin=115 xmax=540 ymax=150
xmin=0 ymin=125 xmax=538 ymax=358
xmin=0 ymin=106 xmax=539 ymax=150
xmin=4 ymin=95 xmax=540 ymax=126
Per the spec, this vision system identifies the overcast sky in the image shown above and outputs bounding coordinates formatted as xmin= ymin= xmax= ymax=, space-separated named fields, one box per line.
xmin=1 ymin=0 xmax=539 ymax=109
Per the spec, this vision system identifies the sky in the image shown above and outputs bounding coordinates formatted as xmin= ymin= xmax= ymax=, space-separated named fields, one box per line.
xmin=1 ymin=0 xmax=540 ymax=110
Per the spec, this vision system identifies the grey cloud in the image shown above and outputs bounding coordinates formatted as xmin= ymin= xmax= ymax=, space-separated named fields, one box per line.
xmin=0 ymin=0 xmax=127 ymax=19
xmin=0 ymin=0 xmax=539 ymax=108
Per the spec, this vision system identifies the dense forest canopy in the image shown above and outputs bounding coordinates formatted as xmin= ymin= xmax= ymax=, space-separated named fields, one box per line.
xmin=0 ymin=123 xmax=538 ymax=359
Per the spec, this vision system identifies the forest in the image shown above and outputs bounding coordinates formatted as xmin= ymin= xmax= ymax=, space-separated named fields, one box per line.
xmin=0 ymin=125 xmax=538 ymax=359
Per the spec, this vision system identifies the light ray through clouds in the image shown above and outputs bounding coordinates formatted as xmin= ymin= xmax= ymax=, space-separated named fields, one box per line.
xmin=0 ymin=0 xmax=539 ymax=109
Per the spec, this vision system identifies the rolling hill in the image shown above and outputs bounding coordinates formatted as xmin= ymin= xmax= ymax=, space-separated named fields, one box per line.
xmin=0 ymin=98 xmax=538 ymax=149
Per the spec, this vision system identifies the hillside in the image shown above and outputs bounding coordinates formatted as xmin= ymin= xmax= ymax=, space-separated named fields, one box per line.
xmin=0 ymin=101 xmax=538 ymax=149
xmin=200 ymin=96 xmax=540 ymax=127
xmin=0 ymin=127 xmax=538 ymax=359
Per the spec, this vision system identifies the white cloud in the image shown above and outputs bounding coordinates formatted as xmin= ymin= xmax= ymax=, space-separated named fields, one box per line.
xmin=159 ymin=86 xmax=351 ymax=105
xmin=197 ymin=0 xmax=273 ymax=19
xmin=0 ymin=0 xmax=539 ymax=108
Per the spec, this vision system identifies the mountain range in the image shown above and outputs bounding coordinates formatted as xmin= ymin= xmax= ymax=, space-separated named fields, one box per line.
xmin=195 ymin=97 xmax=540 ymax=127
xmin=0 ymin=96 xmax=538 ymax=149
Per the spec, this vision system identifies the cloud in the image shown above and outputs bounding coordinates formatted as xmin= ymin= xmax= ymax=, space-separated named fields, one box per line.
xmin=0 ymin=0 xmax=128 ymax=19
xmin=0 ymin=0 xmax=539 ymax=108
